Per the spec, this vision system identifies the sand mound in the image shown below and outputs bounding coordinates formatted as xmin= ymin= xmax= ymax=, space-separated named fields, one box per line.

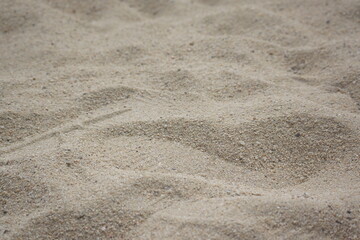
xmin=147 ymin=69 xmax=197 ymax=92
xmin=0 ymin=172 xmax=48 ymax=214
xmin=1 ymin=0 xmax=360 ymax=239
xmin=15 ymin=206 xmax=149 ymax=240
xmin=103 ymin=114 xmax=357 ymax=186
xmin=0 ymin=111 xmax=63 ymax=145
xmin=133 ymin=197 xmax=360 ymax=239
xmin=209 ymin=77 xmax=269 ymax=100
xmin=78 ymin=86 xmax=140 ymax=111
xmin=334 ymin=71 xmax=360 ymax=109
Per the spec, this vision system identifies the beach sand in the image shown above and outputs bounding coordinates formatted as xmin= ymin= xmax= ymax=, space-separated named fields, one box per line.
xmin=1 ymin=0 xmax=360 ymax=239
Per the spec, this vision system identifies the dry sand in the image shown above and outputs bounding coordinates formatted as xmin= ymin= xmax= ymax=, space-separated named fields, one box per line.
xmin=1 ymin=0 xmax=360 ymax=239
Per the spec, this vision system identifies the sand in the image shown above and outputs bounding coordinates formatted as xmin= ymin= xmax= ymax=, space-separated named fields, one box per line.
xmin=1 ymin=0 xmax=360 ymax=239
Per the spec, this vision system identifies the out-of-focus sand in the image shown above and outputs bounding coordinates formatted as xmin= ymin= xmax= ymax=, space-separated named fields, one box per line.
xmin=1 ymin=0 xmax=360 ymax=239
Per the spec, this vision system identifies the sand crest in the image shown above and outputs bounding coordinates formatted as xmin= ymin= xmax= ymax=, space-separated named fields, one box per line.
xmin=1 ymin=0 xmax=360 ymax=239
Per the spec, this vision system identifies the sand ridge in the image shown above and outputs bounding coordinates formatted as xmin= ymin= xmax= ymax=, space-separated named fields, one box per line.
xmin=1 ymin=0 xmax=360 ymax=239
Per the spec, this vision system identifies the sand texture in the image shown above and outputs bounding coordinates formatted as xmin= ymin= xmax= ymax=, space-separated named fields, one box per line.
xmin=1 ymin=0 xmax=360 ymax=239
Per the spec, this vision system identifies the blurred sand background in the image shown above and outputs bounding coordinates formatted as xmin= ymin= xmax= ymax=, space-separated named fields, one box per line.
xmin=1 ymin=0 xmax=360 ymax=239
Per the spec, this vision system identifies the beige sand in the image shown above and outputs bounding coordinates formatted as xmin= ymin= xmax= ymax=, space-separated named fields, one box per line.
xmin=1 ymin=0 xmax=360 ymax=239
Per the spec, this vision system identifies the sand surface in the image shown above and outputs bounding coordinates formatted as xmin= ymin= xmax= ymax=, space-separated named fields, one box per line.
xmin=1 ymin=0 xmax=360 ymax=239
